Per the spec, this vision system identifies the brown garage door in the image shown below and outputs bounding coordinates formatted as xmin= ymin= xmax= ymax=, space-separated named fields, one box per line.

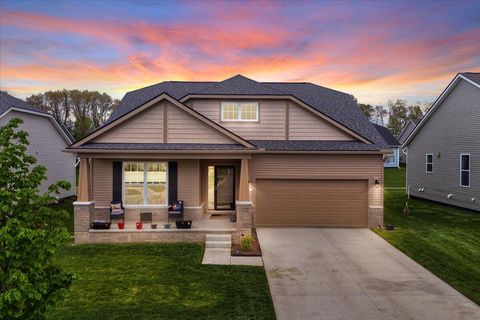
xmin=255 ymin=179 xmax=368 ymax=227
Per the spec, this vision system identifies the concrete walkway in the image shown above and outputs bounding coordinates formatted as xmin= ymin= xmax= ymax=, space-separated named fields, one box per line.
xmin=257 ymin=228 xmax=480 ymax=320
xmin=201 ymin=234 xmax=263 ymax=266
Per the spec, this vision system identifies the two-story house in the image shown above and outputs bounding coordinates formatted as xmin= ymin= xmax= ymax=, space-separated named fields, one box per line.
xmin=403 ymin=72 xmax=479 ymax=211
xmin=67 ymin=75 xmax=388 ymax=243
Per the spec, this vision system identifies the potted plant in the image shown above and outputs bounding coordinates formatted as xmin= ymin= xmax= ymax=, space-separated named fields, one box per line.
xmin=117 ymin=221 xmax=125 ymax=230
xmin=151 ymin=223 xmax=157 ymax=229
xmin=175 ymin=219 xmax=192 ymax=229
xmin=136 ymin=222 xmax=143 ymax=230
xmin=164 ymin=223 xmax=171 ymax=229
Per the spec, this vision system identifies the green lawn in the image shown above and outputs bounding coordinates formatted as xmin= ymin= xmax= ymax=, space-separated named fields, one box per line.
xmin=48 ymin=243 xmax=275 ymax=320
xmin=384 ymin=164 xmax=406 ymax=188
xmin=375 ymin=167 xmax=480 ymax=305
xmin=50 ymin=198 xmax=75 ymax=234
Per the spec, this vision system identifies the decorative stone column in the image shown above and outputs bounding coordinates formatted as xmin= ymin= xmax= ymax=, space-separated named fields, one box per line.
xmin=236 ymin=201 xmax=253 ymax=238
xmin=236 ymin=158 xmax=253 ymax=239
xmin=73 ymin=201 xmax=95 ymax=243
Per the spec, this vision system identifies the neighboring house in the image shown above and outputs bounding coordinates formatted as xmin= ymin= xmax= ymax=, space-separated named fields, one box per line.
xmin=0 ymin=92 xmax=76 ymax=198
xmin=374 ymin=124 xmax=400 ymax=168
xmin=403 ymin=72 xmax=480 ymax=211
xmin=398 ymin=119 xmax=420 ymax=164
xmin=67 ymin=75 xmax=388 ymax=244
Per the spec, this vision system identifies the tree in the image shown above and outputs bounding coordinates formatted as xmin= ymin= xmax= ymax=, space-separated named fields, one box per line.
xmin=26 ymin=90 xmax=116 ymax=139
xmin=358 ymin=103 xmax=375 ymax=119
xmin=407 ymin=104 xmax=423 ymax=121
xmin=0 ymin=118 xmax=73 ymax=319
xmin=387 ymin=99 xmax=408 ymax=136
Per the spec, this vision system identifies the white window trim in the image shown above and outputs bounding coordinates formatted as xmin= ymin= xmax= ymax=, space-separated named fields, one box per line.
xmin=122 ymin=161 xmax=169 ymax=208
xmin=426 ymin=153 xmax=434 ymax=173
xmin=221 ymin=101 xmax=259 ymax=122
xmin=460 ymin=153 xmax=471 ymax=188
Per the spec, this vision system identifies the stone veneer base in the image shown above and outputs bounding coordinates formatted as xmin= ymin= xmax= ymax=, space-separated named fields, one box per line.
xmin=75 ymin=229 xmax=238 ymax=244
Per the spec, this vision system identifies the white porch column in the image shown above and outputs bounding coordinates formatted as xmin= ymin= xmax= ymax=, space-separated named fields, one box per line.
xmin=74 ymin=157 xmax=94 ymax=244
xmin=77 ymin=158 xmax=92 ymax=202
xmin=238 ymin=158 xmax=249 ymax=201
xmin=236 ymin=158 xmax=252 ymax=239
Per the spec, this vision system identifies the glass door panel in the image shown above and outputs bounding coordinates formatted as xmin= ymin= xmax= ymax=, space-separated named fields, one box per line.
xmin=215 ymin=166 xmax=235 ymax=210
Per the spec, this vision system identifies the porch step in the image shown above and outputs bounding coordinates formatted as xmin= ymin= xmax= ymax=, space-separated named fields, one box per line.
xmin=207 ymin=210 xmax=235 ymax=217
xmin=206 ymin=240 xmax=231 ymax=249
xmin=205 ymin=233 xmax=232 ymax=249
xmin=206 ymin=234 xmax=232 ymax=242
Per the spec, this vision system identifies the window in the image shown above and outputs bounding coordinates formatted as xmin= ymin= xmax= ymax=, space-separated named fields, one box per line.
xmin=426 ymin=154 xmax=434 ymax=173
xmin=124 ymin=162 xmax=167 ymax=205
xmin=221 ymin=102 xmax=258 ymax=121
xmin=460 ymin=154 xmax=470 ymax=187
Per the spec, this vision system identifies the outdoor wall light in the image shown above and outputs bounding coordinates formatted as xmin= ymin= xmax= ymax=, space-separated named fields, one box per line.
xmin=437 ymin=152 xmax=441 ymax=158
xmin=374 ymin=179 xmax=380 ymax=187
xmin=472 ymin=198 xmax=476 ymax=202
xmin=447 ymin=194 xmax=453 ymax=199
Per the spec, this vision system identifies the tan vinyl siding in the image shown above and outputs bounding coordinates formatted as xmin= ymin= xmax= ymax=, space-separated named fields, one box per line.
xmin=249 ymin=154 xmax=382 ymax=179
xmin=93 ymin=102 xmax=164 ymax=143
xmin=191 ymin=99 xmax=287 ymax=140
xmin=0 ymin=111 xmax=75 ymax=198
xmin=177 ymin=159 xmax=201 ymax=206
xmin=250 ymin=153 xmax=383 ymax=207
xmin=288 ymin=103 xmax=355 ymax=140
xmin=166 ymin=102 xmax=233 ymax=144
xmin=190 ymin=98 xmax=355 ymax=141
xmin=407 ymin=80 xmax=480 ymax=211
xmin=92 ymin=159 xmax=113 ymax=207
xmin=91 ymin=159 xmax=200 ymax=208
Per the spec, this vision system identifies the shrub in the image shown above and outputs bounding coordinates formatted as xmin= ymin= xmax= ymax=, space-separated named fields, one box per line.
xmin=240 ymin=235 xmax=254 ymax=252
xmin=0 ymin=118 xmax=73 ymax=319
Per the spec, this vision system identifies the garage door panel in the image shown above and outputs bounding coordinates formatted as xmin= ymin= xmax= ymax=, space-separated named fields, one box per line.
xmin=255 ymin=179 xmax=368 ymax=227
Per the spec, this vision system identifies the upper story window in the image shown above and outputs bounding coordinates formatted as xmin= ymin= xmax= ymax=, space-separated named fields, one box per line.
xmin=460 ymin=154 xmax=470 ymax=187
xmin=426 ymin=153 xmax=434 ymax=173
xmin=221 ymin=102 xmax=258 ymax=121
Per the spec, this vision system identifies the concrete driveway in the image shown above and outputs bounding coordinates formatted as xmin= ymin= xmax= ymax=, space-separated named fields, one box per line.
xmin=257 ymin=228 xmax=480 ymax=320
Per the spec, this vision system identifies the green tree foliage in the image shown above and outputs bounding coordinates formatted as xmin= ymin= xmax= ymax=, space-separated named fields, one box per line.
xmin=0 ymin=118 xmax=73 ymax=319
xmin=26 ymin=90 xmax=119 ymax=140
xmin=387 ymin=100 xmax=427 ymax=136
xmin=387 ymin=99 xmax=408 ymax=136
xmin=358 ymin=103 xmax=375 ymax=119
xmin=407 ymin=104 xmax=423 ymax=121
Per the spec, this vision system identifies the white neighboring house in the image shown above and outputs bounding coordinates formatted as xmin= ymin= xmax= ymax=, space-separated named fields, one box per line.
xmin=0 ymin=91 xmax=76 ymax=198
xmin=373 ymin=123 xmax=400 ymax=168
xmin=397 ymin=119 xmax=420 ymax=164
xmin=403 ymin=72 xmax=480 ymax=211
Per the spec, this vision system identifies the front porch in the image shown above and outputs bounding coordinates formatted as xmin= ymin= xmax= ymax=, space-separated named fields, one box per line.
xmin=73 ymin=156 xmax=253 ymax=244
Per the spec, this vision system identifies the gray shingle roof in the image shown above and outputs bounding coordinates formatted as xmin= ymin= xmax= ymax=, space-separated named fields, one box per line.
xmin=250 ymin=140 xmax=383 ymax=151
xmin=105 ymin=75 xmax=387 ymax=147
xmin=0 ymin=91 xmax=49 ymax=116
xmin=373 ymin=124 xmax=400 ymax=146
xmin=72 ymin=143 xmax=248 ymax=150
xmin=461 ymin=72 xmax=480 ymax=86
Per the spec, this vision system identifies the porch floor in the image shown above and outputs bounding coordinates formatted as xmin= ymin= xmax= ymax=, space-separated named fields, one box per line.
xmin=95 ymin=213 xmax=236 ymax=232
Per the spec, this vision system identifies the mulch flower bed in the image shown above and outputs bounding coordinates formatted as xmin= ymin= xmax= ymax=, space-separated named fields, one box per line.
xmin=231 ymin=229 xmax=262 ymax=257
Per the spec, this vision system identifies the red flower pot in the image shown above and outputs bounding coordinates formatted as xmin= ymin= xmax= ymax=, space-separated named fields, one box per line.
xmin=136 ymin=222 xmax=143 ymax=230
xmin=117 ymin=222 xmax=125 ymax=230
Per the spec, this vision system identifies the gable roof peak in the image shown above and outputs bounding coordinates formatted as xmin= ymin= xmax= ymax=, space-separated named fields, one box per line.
xmin=459 ymin=72 xmax=480 ymax=86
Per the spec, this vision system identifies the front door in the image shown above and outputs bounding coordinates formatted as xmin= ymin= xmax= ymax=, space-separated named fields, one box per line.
xmin=214 ymin=166 xmax=235 ymax=210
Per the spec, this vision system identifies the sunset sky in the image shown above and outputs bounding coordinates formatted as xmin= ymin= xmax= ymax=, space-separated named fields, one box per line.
xmin=0 ymin=0 xmax=479 ymax=105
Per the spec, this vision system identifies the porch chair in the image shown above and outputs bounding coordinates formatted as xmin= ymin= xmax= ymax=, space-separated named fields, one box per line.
xmin=168 ymin=200 xmax=184 ymax=223
xmin=110 ymin=201 xmax=125 ymax=222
